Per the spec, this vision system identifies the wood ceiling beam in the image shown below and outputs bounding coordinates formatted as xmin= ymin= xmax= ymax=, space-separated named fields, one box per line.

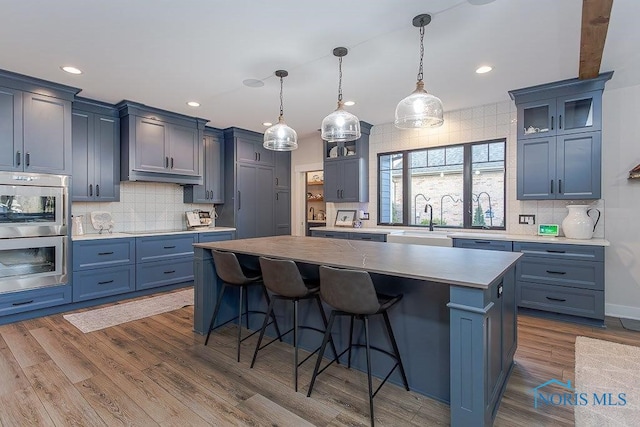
xmin=579 ymin=0 xmax=614 ymax=80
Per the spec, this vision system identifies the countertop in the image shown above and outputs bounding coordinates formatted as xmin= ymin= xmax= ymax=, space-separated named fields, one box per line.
xmin=310 ymin=226 xmax=610 ymax=246
xmin=71 ymin=227 xmax=236 ymax=241
xmin=195 ymin=235 xmax=521 ymax=289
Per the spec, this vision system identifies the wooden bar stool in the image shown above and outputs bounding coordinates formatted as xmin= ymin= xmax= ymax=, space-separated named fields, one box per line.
xmin=204 ymin=249 xmax=282 ymax=362
xmin=250 ymin=256 xmax=339 ymax=391
xmin=307 ymin=265 xmax=410 ymax=426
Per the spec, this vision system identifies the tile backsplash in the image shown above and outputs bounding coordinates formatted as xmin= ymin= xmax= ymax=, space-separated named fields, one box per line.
xmin=71 ymin=182 xmax=214 ymax=234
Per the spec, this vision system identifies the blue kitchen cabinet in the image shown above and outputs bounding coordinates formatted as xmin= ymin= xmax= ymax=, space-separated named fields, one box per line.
xmin=510 ymin=72 xmax=612 ymax=201
xmin=217 ymin=128 xmax=290 ymax=239
xmin=311 ymin=230 xmax=386 ymax=242
xmin=0 ymin=285 xmax=72 ymax=317
xmin=72 ymin=98 xmax=120 ymax=202
xmin=118 ymin=101 xmax=208 ymax=185
xmin=516 ymin=132 xmax=601 ymax=200
xmin=197 ymin=231 xmax=235 ymax=243
xmin=323 ymin=122 xmax=371 ymax=203
xmin=72 ymin=238 xmax=136 ymax=302
xmin=135 ymin=234 xmax=197 ymax=290
xmin=452 ymin=238 xmax=512 ymax=251
xmin=184 ymin=127 xmax=225 ymax=204
xmin=0 ymin=69 xmax=80 ymax=174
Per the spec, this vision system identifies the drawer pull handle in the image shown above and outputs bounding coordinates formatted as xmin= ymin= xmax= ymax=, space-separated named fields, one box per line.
xmin=164 ymin=270 xmax=176 ymax=274
xmin=98 ymin=251 xmax=114 ymax=255
xmin=98 ymin=280 xmax=114 ymax=285
xmin=474 ymin=241 xmax=491 ymax=244
xmin=546 ymin=296 xmax=567 ymax=302
xmin=546 ymin=250 xmax=566 ymax=253
xmin=12 ymin=300 xmax=34 ymax=306
xmin=546 ymin=270 xmax=567 ymax=275
xmin=360 ymin=237 xmax=372 ymax=240
xmin=163 ymin=246 xmax=176 ymax=249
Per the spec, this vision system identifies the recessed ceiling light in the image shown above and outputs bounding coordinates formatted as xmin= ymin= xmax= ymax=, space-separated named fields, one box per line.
xmin=262 ymin=122 xmax=273 ymax=126
xmin=344 ymin=101 xmax=356 ymax=106
xmin=186 ymin=101 xmax=200 ymax=107
xmin=243 ymin=79 xmax=264 ymax=88
xmin=476 ymin=66 xmax=493 ymax=74
xmin=61 ymin=66 xmax=82 ymax=75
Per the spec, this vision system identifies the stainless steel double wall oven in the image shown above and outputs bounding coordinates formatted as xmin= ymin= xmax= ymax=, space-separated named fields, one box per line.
xmin=0 ymin=171 xmax=69 ymax=294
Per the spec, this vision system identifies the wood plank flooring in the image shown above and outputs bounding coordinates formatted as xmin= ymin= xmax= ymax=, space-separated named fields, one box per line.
xmin=1 ymin=289 xmax=639 ymax=426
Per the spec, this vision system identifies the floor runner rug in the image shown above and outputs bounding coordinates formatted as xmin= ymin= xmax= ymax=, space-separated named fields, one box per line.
xmin=63 ymin=289 xmax=193 ymax=333
xmin=575 ymin=336 xmax=640 ymax=426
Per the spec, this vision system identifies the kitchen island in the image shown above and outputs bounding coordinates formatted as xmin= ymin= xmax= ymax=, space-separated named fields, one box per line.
xmin=193 ymin=236 xmax=521 ymax=426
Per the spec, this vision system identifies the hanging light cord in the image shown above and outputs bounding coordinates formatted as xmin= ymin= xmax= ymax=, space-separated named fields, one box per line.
xmin=417 ymin=23 xmax=425 ymax=82
xmin=279 ymin=76 xmax=284 ymax=118
xmin=337 ymin=56 xmax=343 ymax=102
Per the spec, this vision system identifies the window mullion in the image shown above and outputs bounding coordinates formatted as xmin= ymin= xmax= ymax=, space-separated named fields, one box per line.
xmin=463 ymin=144 xmax=472 ymax=228
xmin=402 ymin=151 xmax=410 ymax=225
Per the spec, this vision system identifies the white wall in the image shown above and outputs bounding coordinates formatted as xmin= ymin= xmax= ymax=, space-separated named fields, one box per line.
xmin=601 ymin=84 xmax=640 ymax=319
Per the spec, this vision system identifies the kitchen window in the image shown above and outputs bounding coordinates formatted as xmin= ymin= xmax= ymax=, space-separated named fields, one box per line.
xmin=378 ymin=139 xmax=506 ymax=229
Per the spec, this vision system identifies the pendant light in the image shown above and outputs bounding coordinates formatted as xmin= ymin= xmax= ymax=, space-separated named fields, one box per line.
xmin=395 ymin=14 xmax=444 ymax=129
xmin=264 ymin=70 xmax=298 ymax=151
xmin=321 ymin=47 xmax=361 ymax=142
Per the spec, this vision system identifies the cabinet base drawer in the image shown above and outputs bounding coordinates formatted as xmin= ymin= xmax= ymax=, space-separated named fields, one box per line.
xmin=517 ymin=258 xmax=603 ymax=290
xmin=73 ymin=265 xmax=136 ymax=302
xmin=136 ymin=257 xmax=193 ymax=290
xmin=453 ymin=239 xmax=513 ymax=251
xmin=73 ymin=239 xmax=135 ymax=270
xmin=0 ymin=284 xmax=71 ymax=317
xmin=518 ymin=281 xmax=604 ymax=320
xmin=348 ymin=233 xmax=386 ymax=242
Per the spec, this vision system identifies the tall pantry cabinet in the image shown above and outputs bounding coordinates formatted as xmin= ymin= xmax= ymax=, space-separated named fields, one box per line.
xmin=216 ymin=128 xmax=291 ymax=239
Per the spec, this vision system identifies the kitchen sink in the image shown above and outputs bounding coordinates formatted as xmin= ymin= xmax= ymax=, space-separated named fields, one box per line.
xmin=386 ymin=230 xmax=453 ymax=247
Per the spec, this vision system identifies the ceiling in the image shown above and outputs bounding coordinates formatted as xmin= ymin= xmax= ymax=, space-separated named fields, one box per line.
xmin=1 ymin=0 xmax=638 ymax=138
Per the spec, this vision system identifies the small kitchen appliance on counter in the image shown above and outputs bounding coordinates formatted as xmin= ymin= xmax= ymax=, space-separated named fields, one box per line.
xmin=186 ymin=210 xmax=214 ymax=230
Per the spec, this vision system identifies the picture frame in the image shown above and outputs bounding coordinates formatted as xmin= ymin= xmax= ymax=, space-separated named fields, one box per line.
xmin=334 ymin=210 xmax=357 ymax=227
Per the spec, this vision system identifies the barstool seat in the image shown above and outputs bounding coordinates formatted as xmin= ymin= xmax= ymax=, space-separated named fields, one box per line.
xmin=204 ymin=250 xmax=282 ymax=362
xmin=250 ymin=256 xmax=339 ymax=392
xmin=307 ymin=265 xmax=410 ymax=427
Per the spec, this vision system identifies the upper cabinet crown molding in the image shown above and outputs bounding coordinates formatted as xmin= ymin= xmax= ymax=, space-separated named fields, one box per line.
xmin=0 ymin=68 xmax=80 ymax=100
xmin=508 ymin=71 xmax=613 ymax=105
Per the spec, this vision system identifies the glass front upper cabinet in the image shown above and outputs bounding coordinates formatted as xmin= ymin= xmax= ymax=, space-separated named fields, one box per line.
xmin=517 ymin=90 xmax=601 ymax=140
xmin=324 ymin=139 xmax=359 ymax=160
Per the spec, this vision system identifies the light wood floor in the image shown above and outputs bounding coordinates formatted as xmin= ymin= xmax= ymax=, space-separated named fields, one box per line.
xmin=1 ymin=289 xmax=639 ymax=426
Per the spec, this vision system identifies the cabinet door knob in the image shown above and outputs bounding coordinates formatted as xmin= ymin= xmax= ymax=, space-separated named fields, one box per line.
xmin=559 ymin=114 xmax=562 ymax=129
xmin=238 ymin=191 xmax=241 ymax=210
xmin=558 ymin=179 xmax=562 ymax=194
xmin=165 ymin=157 xmax=169 ymax=168
xmin=89 ymin=184 xmax=93 ymax=196
xmin=550 ymin=179 xmax=554 ymax=194
xmin=25 ymin=152 xmax=30 ymax=167
xmin=551 ymin=116 xmax=554 ymax=130
xmin=171 ymin=157 xmax=174 ymax=168
xmin=16 ymin=151 xmax=21 ymax=166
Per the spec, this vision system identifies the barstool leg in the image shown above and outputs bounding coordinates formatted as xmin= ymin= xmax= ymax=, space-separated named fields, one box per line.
xmin=307 ymin=311 xmax=336 ymax=397
xmin=293 ymin=299 xmax=299 ymax=392
xmin=347 ymin=315 xmax=355 ymax=369
xmin=314 ymin=295 xmax=340 ymax=364
xmin=205 ymin=283 xmax=227 ymax=346
xmin=243 ymin=285 xmax=250 ymax=329
xmin=263 ymin=287 xmax=283 ymax=342
xmin=364 ymin=316 xmax=375 ymax=427
xmin=250 ymin=296 xmax=276 ymax=368
xmin=236 ymin=285 xmax=244 ymax=362
xmin=382 ymin=311 xmax=410 ymax=391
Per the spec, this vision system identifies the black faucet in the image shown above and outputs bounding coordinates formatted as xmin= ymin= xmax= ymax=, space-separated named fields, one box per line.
xmin=424 ymin=204 xmax=434 ymax=231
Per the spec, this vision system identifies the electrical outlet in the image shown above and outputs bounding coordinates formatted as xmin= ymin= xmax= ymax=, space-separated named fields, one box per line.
xmin=518 ymin=214 xmax=536 ymax=225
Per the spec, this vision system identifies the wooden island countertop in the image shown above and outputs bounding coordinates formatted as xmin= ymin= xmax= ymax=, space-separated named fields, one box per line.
xmin=194 ymin=235 xmax=521 ymax=289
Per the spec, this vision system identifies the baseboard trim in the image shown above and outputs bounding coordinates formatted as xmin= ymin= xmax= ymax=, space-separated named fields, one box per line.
xmin=605 ymin=303 xmax=640 ymax=320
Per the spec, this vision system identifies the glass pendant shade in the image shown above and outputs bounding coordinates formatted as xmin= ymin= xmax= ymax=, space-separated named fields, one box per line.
xmin=264 ymin=116 xmax=298 ymax=151
xmin=395 ymin=80 xmax=444 ymax=129
xmin=321 ymin=101 xmax=361 ymax=143
xmin=264 ymin=69 xmax=297 ymax=151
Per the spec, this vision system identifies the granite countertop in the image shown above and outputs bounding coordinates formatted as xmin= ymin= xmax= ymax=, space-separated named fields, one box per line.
xmin=71 ymin=227 xmax=236 ymax=241
xmin=195 ymin=235 xmax=522 ymax=289
xmin=310 ymin=226 xmax=610 ymax=246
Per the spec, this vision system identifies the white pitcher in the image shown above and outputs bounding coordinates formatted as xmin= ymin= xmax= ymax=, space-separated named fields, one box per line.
xmin=72 ymin=215 xmax=84 ymax=236
xmin=561 ymin=205 xmax=601 ymax=239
